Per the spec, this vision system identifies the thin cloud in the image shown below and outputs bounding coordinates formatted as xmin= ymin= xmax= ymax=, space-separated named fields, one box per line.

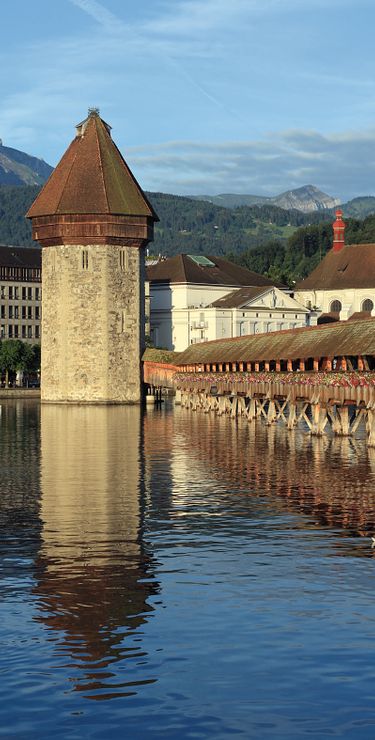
xmin=69 ymin=0 xmax=120 ymax=32
xmin=126 ymin=129 xmax=375 ymax=201
xmin=68 ymin=0 xmax=242 ymax=120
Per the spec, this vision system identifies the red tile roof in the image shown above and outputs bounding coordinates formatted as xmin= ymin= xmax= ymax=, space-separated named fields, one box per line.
xmin=27 ymin=111 xmax=158 ymax=220
xmin=296 ymin=243 xmax=375 ymax=290
xmin=147 ymin=254 xmax=285 ymax=288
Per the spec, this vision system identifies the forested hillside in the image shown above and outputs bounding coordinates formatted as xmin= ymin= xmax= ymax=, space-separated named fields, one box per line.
xmin=0 ymin=185 xmax=327 ymax=251
xmin=150 ymin=192 xmax=326 ymax=255
xmin=0 ymin=185 xmax=40 ymax=246
xmin=231 ymin=216 xmax=375 ymax=284
xmin=1 ymin=184 xmax=375 ymax=285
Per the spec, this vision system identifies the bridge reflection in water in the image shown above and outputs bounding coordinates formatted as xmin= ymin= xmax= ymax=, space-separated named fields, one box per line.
xmin=144 ymin=402 xmax=375 ymax=554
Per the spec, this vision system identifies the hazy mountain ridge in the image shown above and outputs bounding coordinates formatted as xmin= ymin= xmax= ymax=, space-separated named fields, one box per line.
xmin=0 ymin=141 xmax=53 ymax=186
xmin=190 ymin=185 xmax=340 ymax=213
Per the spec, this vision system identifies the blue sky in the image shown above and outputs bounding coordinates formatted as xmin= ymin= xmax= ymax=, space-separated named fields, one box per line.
xmin=1 ymin=0 xmax=375 ymax=200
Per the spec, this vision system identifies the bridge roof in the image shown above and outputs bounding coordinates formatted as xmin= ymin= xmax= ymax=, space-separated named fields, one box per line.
xmin=176 ymin=317 xmax=375 ymax=364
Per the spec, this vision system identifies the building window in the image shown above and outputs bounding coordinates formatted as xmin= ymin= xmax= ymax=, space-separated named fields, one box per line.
xmin=22 ymin=306 xmax=26 ymax=319
xmin=22 ymin=325 xmax=26 ymax=339
xmin=82 ymin=250 xmax=89 ymax=270
xmin=119 ymin=249 xmax=128 ymax=271
xmin=28 ymin=287 xmax=32 ymax=300
xmin=8 ymin=306 xmax=13 ymax=319
xmin=28 ymin=307 xmax=33 ymax=320
xmin=35 ymin=288 xmax=41 ymax=301
xmin=22 ymin=287 xmax=26 ymax=300
xmin=8 ymin=286 xmax=13 ymax=300
xmin=362 ymin=299 xmax=374 ymax=312
xmin=35 ymin=306 xmax=40 ymax=320
xmin=0 ymin=306 xmax=4 ymax=319
xmin=14 ymin=306 xmax=19 ymax=319
xmin=35 ymin=326 xmax=40 ymax=339
xmin=14 ymin=325 xmax=19 ymax=338
xmin=14 ymin=287 xmax=19 ymax=299
xmin=0 ymin=286 xmax=4 ymax=299
xmin=8 ymin=325 xmax=13 ymax=338
xmin=0 ymin=325 xmax=4 ymax=338
xmin=330 ymin=300 xmax=342 ymax=312
xmin=27 ymin=326 xmax=32 ymax=338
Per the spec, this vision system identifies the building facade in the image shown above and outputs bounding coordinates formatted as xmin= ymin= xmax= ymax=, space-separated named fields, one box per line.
xmin=0 ymin=245 xmax=41 ymax=342
xmin=295 ymin=210 xmax=375 ymax=322
xmin=27 ymin=110 xmax=157 ymax=404
xmin=148 ymin=254 xmax=312 ymax=351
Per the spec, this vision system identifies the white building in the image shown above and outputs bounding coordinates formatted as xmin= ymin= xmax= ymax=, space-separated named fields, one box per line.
xmin=295 ymin=210 xmax=375 ymax=322
xmin=148 ymin=254 xmax=312 ymax=351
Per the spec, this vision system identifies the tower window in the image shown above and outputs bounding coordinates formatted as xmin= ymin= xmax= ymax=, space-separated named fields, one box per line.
xmin=362 ymin=299 xmax=374 ymax=312
xmin=119 ymin=249 xmax=128 ymax=271
xmin=82 ymin=250 xmax=89 ymax=270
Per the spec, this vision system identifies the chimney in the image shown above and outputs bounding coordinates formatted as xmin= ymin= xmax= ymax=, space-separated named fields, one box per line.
xmin=332 ymin=209 xmax=345 ymax=252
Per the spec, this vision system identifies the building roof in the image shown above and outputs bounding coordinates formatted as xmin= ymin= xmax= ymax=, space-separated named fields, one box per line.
xmin=0 ymin=245 xmax=41 ymax=268
xmin=147 ymin=254 xmax=285 ymax=288
xmin=348 ymin=311 xmax=372 ymax=320
xmin=27 ymin=110 xmax=158 ymax=220
xmin=210 ymin=286 xmax=269 ymax=307
xmin=295 ymin=243 xmax=375 ymax=291
xmin=176 ymin=317 xmax=375 ymax=364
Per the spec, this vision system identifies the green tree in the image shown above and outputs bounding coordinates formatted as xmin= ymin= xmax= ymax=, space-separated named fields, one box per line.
xmin=0 ymin=340 xmax=41 ymax=386
xmin=0 ymin=340 xmax=23 ymax=386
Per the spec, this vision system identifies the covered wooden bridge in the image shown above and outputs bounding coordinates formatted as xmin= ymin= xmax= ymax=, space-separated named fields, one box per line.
xmin=143 ymin=318 xmax=375 ymax=446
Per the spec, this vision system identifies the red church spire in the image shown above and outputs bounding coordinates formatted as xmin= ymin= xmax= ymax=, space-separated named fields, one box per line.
xmin=332 ymin=209 xmax=345 ymax=252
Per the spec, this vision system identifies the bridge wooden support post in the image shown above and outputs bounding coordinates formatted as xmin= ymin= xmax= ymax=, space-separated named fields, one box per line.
xmin=310 ymin=403 xmax=328 ymax=436
xmin=231 ymin=395 xmax=238 ymax=418
xmin=218 ymin=396 xmax=226 ymax=416
xmin=246 ymin=397 xmax=256 ymax=422
xmin=334 ymin=405 xmax=351 ymax=436
xmin=266 ymin=399 xmax=277 ymax=425
xmin=237 ymin=396 xmax=246 ymax=417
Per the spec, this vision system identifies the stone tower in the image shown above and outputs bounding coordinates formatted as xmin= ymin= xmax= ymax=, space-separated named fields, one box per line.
xmin=27 ymin=110 xmax=158 ymax=404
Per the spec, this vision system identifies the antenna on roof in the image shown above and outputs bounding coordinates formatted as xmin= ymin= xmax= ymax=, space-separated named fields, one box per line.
xmin=88 ymin=107 xmax=100 ymax=117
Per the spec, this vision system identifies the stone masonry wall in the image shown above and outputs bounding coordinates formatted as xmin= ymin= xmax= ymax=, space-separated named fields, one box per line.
xmin=42 ymin=244 xmax=144 ymax=403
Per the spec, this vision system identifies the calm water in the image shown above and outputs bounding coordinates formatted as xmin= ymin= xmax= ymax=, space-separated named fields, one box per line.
xmin=1 ymin=400 xmax=375 ymax=739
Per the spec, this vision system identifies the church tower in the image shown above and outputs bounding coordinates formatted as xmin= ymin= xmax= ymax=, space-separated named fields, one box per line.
xmin=27 ymin=110 xmax=158 ymax=404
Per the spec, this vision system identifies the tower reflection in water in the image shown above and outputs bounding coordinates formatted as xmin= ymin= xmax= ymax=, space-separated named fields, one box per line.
xmin=35 ymin=405 xmax=159 ymax=700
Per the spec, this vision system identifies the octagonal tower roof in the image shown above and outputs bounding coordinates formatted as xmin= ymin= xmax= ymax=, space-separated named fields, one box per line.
xmin=27 ymin=109 xmax=158 ymax=220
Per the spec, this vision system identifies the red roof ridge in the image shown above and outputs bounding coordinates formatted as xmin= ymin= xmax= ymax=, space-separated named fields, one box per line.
xmin=95 ymin=116 xmax=110 ymax=213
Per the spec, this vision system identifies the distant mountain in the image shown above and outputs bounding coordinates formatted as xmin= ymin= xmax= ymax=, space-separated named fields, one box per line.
xmin=190 ymin=185 xmax=340 ymax=213
xmin=189 ymin=193 xmax=269 ymax=208
xmin=0 ymin=140 xmax=53 ymax=186
xmin=272 ymin=185 xmax=340 ymax=213
xmin=341 ymin=196 xmax=375 ymax=219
